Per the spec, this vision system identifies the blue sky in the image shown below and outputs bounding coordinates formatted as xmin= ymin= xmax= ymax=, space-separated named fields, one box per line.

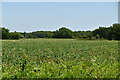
xmin=2 ymin=2 xmax=118 ymax=32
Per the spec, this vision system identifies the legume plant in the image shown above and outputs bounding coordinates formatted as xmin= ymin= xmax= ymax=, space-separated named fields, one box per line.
xmin=2 ymin=39 xmax=120 ymax=78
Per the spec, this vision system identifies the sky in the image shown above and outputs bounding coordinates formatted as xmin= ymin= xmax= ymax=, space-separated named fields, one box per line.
xmin=1 ymin=0 xmax=119 ymax=2
xmin=0 ymin=2 xmax=2 ymax=27
xmin=2 ymin=2 xmax=118 ymax=32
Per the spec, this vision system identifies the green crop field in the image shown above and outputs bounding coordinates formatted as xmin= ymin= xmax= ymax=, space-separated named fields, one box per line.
xmin=2 ymin=39 xmax=120 ymax=78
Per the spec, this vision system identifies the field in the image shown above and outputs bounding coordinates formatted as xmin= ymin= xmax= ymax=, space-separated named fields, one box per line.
xmin=2 ymin=39 xmax=120 ymax=78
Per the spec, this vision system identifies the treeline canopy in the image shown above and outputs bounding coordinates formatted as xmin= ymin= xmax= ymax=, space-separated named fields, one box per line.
xmin=0 ymin=23 xmax=120 ymax=40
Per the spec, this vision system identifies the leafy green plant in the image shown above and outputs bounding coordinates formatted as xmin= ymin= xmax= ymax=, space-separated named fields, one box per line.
xmin=2 ymin=39 xmax=119 ymax=78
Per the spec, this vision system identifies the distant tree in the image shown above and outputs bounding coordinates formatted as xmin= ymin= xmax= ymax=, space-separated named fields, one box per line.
xmin=93 ymin=27 xmax=110 ymax=39
xmin=0 ymin=28 xmax=2 ymax=39
xmin=72 ymin=31 xmax=80 ymax=38
xmin=93 ymin=24 xmax=120 ymax=40
xmin=53 ymin=27 xmax=73 ymax=38
xmin=107 ymin=26 xmax=113 ymax=40
xmin=1 ymin=23 xmax=120 ymax=40
xmin=27 ymin=31 xmax=54 ymax=38
xmin=45 ymin=31 xmax=54 ymax=38
xmin=21 ymin=32 xmax=26 ymax=38
xmin=111 ymin=24 xmax=120 ymax=40
xmin=1 ymin=27 xmax=10 ymax=39
xmin=95 ymin=34 xmax=100 ymax=39
xmin=73 ymin=30 xmax=93 ymax=39
xmin=10 ymin=32 xmax=21 ymax=39
xmin=19 ymin=33 xmax=24 ymax=38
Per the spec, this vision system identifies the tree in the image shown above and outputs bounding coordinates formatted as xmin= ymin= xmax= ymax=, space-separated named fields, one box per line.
xmin=93 ymin=27 xmax=110 ymax=39
xmin=1 ymin=27 xmax=10 ymax=39
xmin=53 ymin=27 xmax=73 ymax=38
xmin=10 ymin=32 xmax=21 ymax=39
xmin=0 ymin=28 xmax=2 ymax=39
xmin=111 ymin=24 xmax=120 ymax=40
xmin=93 ymin=24 xmax=120 ymax=40
xmin=21 ymin=32 xmax=26 ymax=38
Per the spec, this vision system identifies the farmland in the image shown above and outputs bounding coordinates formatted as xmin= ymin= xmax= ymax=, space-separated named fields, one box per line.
xmin=2 ymin=39 xmax=119 ymax=78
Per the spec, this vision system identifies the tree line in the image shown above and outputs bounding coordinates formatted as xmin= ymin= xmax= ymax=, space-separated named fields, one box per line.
xmin=0 ymin=23 xmax=120 ymax=40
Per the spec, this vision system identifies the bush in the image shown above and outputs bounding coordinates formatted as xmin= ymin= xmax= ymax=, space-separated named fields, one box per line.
xmin=10 ymin=32 xmax=21 ymax=39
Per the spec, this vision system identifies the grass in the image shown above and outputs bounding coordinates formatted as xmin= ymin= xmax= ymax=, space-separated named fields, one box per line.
xmin=2 ymin=39 xmax=119 ymax=78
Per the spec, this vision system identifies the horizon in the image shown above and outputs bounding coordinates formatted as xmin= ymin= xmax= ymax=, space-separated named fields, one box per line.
xmin=2 ymin=2 xmax=118 ymax=32
xmin=1 ymin=23 xmax=117 ymax=33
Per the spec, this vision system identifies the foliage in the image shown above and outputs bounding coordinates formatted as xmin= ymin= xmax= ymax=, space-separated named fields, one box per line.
xmin=1 ymin=23 xmax=120 ymax=40
xmin=53 ymin=27 xmax=73 ymax=38
xmin=93 ymin=24 xmax=120 ymax=40
xmin=2 ymin=39 xmax=119 ymax=78
xmin=111 ymin=24 xmax=120 ymax=40
xmin=0 ymin=27 xmax=10 ymax=39
xmin=9 ymin=32 xmax=21 ymax=39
